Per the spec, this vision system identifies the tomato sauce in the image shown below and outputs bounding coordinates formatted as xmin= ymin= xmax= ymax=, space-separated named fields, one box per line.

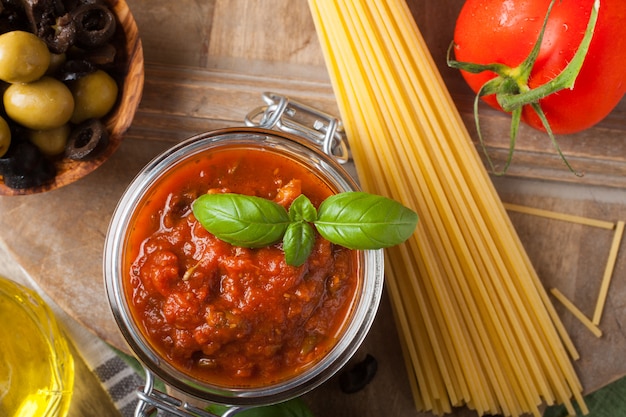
xmin=124 ymin=146 xmax=359 ymax=387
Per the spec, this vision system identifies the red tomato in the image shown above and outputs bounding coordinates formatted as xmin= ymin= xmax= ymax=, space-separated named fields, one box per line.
xmin=452 ymin=0 xmax=626 ymax=134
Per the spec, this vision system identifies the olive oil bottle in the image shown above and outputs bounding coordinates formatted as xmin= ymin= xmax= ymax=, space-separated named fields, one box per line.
xmin=0 ymin=276 xmax=74 ymax=416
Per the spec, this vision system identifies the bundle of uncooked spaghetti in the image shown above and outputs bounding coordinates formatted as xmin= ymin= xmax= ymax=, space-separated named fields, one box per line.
xmin=307 ymin=1 xmax=587 ymax=416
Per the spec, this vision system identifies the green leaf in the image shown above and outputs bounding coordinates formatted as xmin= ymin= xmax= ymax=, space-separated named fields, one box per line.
xmin=288 ymin=194 xmax=317 ymax=222
xmin=283 ymin=221 xmax=316 ymax=267
xmin=192 ymin=193 xmax=290 ymax=248
xmin=206 ymin=397 xmax=314 ymax=417
xmin=315 ymin=192 xmax=418 ymax=249
xmin=192 ymin=191 xmax=418 ymax=265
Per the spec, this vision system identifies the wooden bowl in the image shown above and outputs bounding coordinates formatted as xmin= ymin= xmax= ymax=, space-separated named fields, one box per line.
xmin=0 ymin=0 xmax=144 ymax=196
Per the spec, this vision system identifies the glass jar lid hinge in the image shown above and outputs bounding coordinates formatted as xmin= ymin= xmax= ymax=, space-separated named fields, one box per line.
xmin=245 ymin=92 xmax=351 ymax=164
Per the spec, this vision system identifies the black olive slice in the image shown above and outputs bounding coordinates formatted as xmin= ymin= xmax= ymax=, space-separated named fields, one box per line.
xmin=0 ymin=1 xmax=30 ymax=33
xmin=0 ymin=139 xmax=56 ymax=189
xmin=58 ymin=58 xmax=96 ymax=81
xmin=71 ymin=2 xmax=115 ymax=48
xmin=65 ymin=118 xmax=109 ymax=160
xmin=20 ymin=0 xmax=76 ymax=54
xmin=3 ymin=160 xmax=55 ymax=188
xmin=81 ymin=42 xmax=116 ymax=66
xmin=44 ymin=12 xmax=76 ymax=54
xmin=0 ymin=150 xmax=13 ymax=176
xmin=338 ymin=354 xmax=378 ymax=394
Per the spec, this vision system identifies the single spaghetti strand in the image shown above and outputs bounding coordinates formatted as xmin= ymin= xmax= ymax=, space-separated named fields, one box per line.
xmin=551 ymin=288 xmax=603 ymax=338
xmin=504 ymin=203 xmax=616 ymax=230
xmin=593 ymin=220 xmax=625 ymax=325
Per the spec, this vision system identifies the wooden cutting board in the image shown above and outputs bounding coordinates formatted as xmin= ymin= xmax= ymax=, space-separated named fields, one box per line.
xmin=2 ymin=1 xmax=626 ymax=416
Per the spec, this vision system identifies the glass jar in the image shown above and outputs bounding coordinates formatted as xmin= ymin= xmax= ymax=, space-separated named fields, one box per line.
xmin=103 ymin=127 xmax=384 ymax=415
xmin=0 ymin=276 xmax=74 ymax=417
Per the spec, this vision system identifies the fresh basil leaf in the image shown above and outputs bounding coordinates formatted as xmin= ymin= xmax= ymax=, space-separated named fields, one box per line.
xmin=288 ymin=194 xmax=317 ymax=223
xmin=283 ymin=221 xmax=316 ymax=267
xmin=315 ymin=192 xmax=418 ymax=249
xmin=206 ymin=397 xmax=314 ymax=417
xmin=192 ymin=193 xmax=290 ymax=248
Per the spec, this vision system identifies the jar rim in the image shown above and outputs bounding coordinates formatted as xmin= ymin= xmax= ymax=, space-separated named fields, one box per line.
xmin=103 ymin=127 xmax=384 ymax=406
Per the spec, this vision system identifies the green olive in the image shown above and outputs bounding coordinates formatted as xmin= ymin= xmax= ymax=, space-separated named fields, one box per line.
xmin=46 ymin=53 xmax=67 ymax=76
xmin=0 ymin=116 xmax=11 ymax=158
xmin=29 ymin=124 xmax=71 ymax=156
xmin=69 ymin=70 xmax=118 ymax=124
xmin=0 ymin=31 xmax=51 ymax=83
xmin=4 ymin=76 xmax=75 ymax=130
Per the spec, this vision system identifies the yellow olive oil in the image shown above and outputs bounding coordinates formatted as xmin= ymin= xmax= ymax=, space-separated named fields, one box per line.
xmin=0 ymin=277 xmax=74 ymax=417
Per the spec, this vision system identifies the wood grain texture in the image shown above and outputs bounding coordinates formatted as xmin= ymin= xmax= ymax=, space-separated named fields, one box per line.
xmin=1 ymin=1 xmax=626 ymax=416
xmin=126 ymin=0 xmax=626 ymax=187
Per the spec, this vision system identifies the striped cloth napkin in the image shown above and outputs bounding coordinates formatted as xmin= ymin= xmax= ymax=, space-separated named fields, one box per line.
xmin=67 ymin=319 xmax=145 ymax=417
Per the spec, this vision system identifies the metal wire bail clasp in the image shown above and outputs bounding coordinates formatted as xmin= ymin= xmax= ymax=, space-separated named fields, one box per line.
xmin=245 ymin=92 xmax=351 ymax=164
xmin=134 ymin=368 xmax=246 ymax=417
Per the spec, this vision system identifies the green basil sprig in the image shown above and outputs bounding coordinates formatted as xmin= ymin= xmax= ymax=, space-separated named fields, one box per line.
xmin=192 ymin=191 xmax=418 ymax=267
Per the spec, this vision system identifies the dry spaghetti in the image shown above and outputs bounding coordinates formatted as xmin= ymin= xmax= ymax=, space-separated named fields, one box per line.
xmin=307 ymin=1 xmax=587 ymax=415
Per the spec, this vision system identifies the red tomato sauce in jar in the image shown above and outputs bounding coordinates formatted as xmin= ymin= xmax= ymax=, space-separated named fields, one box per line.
xmin=124 ymin=146 xmax=359 ymax=388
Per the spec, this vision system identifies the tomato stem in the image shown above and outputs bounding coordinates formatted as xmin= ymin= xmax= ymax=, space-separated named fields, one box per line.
xmin=530 ymin=101 xmax=582 ymax=176
xmin=498 ymin=0 xmax=600 ymax=111
xmin=448 ymin=0 xmax=600 ymax=176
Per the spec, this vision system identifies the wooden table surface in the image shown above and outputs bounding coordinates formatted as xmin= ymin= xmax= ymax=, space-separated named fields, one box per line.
xmin=1 ymin=1 xmax=626 ymax=416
